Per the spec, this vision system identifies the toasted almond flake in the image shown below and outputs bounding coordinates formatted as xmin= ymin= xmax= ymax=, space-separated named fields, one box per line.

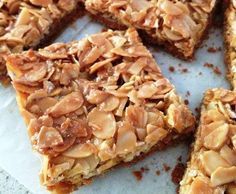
xmin=126 ymin=106 xmax=147 ymax=128
xmin=82 ymin=46 xmax=102 ymax=65
xmin=88 ymin=108 xmax=116 ymax=139
xmin=137 ymin=82 xmax=157 ymax=98
xmin=38 ymin=126 xmax=63 ymax=148
xmin=200 ymin=120 xmax=225 ymax=140
xmin=48 ymin=91 xmax=84 ymax=117
xmin=211 ymin=167 xmax=236 ymax=187
xmin=89 ymin=57 xmax=117 ymax=74
xmin=200 ymin=150 xmax=230 ymax=176
xmin=232 ymin=134 xmax=236 ymax=149
xmin=159 ymin=0 xmax=184 ymax=15
xmin=37 ymin=97 xmax=58 ymax=113
xmin=189 ymin=178 xmax=213 ymax=194
xmin=203 ymin=123 xmax=229 ymax=150
xmin=86 ymin=89 xmax=109 ymax=104
xmin=145 ymin=127 xmax=167 ymax=144
xmin=136 ymin=127 xmax=146 ymax=141
xmin=220 ymin=145 xmax=236 ymax=166
xmin=116 ymin=122 xmax=137 ymax=154
xmin=15 ymin=8 xmax=31 ymax=26
xmin=24 ymin=63 xmax=47 ymax=82
xmin=30 ymin=0 xmax=53 ymax=6
xmin=109 ymin=35 xmax=127 ymax=48
xmin=128 ymin=57 xmax=148 ymax=75
xmin=115 ymin=97 xmax=128 ymax=117
xmin=99 ymin=95 xmax=120 ymax=112
xmin=63 ymin=143 xmax=97 ymax=158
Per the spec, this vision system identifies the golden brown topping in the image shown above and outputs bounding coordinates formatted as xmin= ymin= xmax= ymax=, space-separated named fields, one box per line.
xmin=7 ymin=29 xmax=195 ymax=190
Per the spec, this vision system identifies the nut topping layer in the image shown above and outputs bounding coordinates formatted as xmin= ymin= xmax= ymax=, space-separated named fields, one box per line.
xmin=6 ymin=28 xmax=195 ymax=192
xmin=85 ymin=0 xmax=217 ymax=59
xmin=0 ymin=0 xmax=83 ymax=84
xmin=180 ymin=89 xmax=236 ymax=194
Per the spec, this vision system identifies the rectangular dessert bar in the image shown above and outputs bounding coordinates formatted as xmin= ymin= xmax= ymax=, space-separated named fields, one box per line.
xmin=180 ymin=88 xmax=236 ymax=194
xmin=0 ymin=0 xmax=84 ymax=84
xmin=6 ymin=28 xmax=195 ymax=193
xmin=85 ymin=0 xmax=218 ymax=60
xmin=225 ymin=0 xmax=236 ymax=89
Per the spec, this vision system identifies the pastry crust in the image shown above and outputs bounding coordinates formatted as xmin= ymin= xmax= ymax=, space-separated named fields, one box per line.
xmin=0 ymin=0 xmax=84 ymax=85
xmin=85 ymin=0 xmax=218 ymax=60
xmin=180 ymin=88 xmax=236 ymax=194
xmin=6 ymin=28 xmax=195 ymax=193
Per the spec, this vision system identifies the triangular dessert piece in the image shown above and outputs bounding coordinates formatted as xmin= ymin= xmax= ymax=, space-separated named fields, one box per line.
xmin=180 ymin=89 xmax=236 ymax=194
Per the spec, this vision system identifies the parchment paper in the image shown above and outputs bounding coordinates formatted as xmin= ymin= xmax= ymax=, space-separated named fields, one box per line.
xmin=0 ymin=15 xmax=230 ymax=194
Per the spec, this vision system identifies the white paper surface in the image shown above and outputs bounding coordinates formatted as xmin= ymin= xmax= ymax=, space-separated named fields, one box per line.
xmin=0 ymin=15 xmax=230 ymax=194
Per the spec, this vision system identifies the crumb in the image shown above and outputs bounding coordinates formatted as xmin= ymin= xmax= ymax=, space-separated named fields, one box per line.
xmin=177 ymin=156 xmax=182 ymax=162
xmin=186 ymin=91 xmax=190 ymax=96
xmin=213 ymin=66 xmax=222 ymax=75
xmin=171 ymin=163 xmax=185 ymax=185
xmin=101 ymin=27 xmax=108 ymax=32
xmin=203 ymin=63 xmax=222 ymax=75
xmin=156 ymin=170 xmax=161 ymax=176
xmin=140 ymin=167 xmax=149 ymax=173
xmin=178 ymin=63 xmax=182 ymax=67
xmin=204 ymin=63 xmax=214 ymax=68
xmin=195 ymin=107 xmax=200 ymax=114
xmin=132 ymin=171 xmax=142 ymax=181
xmin=163 ymin=163 xmax=171 ymax=172
xmin=184 ymin=99 xmax=189 ymax=105
xmin=198 ymin=72 xmax=202 ymax=75
xmin=182 ymin=68 xmax=188 ymax=73
xmin=169 ymin=66 xmax=175 ymax=72
xmin=207 ymin=46 xmax=222 ymax=53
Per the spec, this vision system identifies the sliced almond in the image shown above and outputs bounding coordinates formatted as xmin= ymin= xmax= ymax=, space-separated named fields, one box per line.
xmin=48 ymin=91 xmax=84 ymax=117
xmin=63 ymin=143 xmax=97 ymax=158
xmin=211 ymin=167 xmax=236 ymax=187
xmin=126 ymin=105 xmax=147 ymax=128
xmin=220 ymin=145 xmax=236 ymax=166
xmin=203 ymin=123 xmax=229 ymax=150
xmin=88 ymin=108 xmax=116 ymax=139
xmin=99 ymin=95 xmax=120 ymax=112
xmin=116 ymin=122 xmax=137 ymax=155
xmin=137 ymin=82 xmax=157 ymax=98
xmin=200 ymin=150 xmax=230 ymax=176
xmin=145 ymin=127 xmax=168 ymax=144
xmin=188 ymin=178 xmax=213 ymax=194
xmin=86 ymin=89 xmax=109 ymax=104
xmin=38 ymin=126 xmax=63 ymax=148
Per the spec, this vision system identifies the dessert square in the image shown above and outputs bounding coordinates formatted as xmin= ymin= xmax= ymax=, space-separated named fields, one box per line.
xmin=85 ymin=0 xmax=218 ymax=60
xmin=6 ymin=28 xmax=195 ymax=193
xmin=180 ymin=88 xmax=236 ymax=194
xmin=0 ymin=0 xmax=84 ymax=84
xmin=225 ymin=0 xmax=236 ymax=89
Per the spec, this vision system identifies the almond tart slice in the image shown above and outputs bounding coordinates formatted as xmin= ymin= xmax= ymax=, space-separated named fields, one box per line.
xmin=0 ymin=0 xmax=84 ymax=85
xmin=180 ymin=88 xmax=236 ymax=194
xmin=85 ymin=0 xmax=218 ymax=60
xmin=6 ymin=28 xmax=195 ymax=193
